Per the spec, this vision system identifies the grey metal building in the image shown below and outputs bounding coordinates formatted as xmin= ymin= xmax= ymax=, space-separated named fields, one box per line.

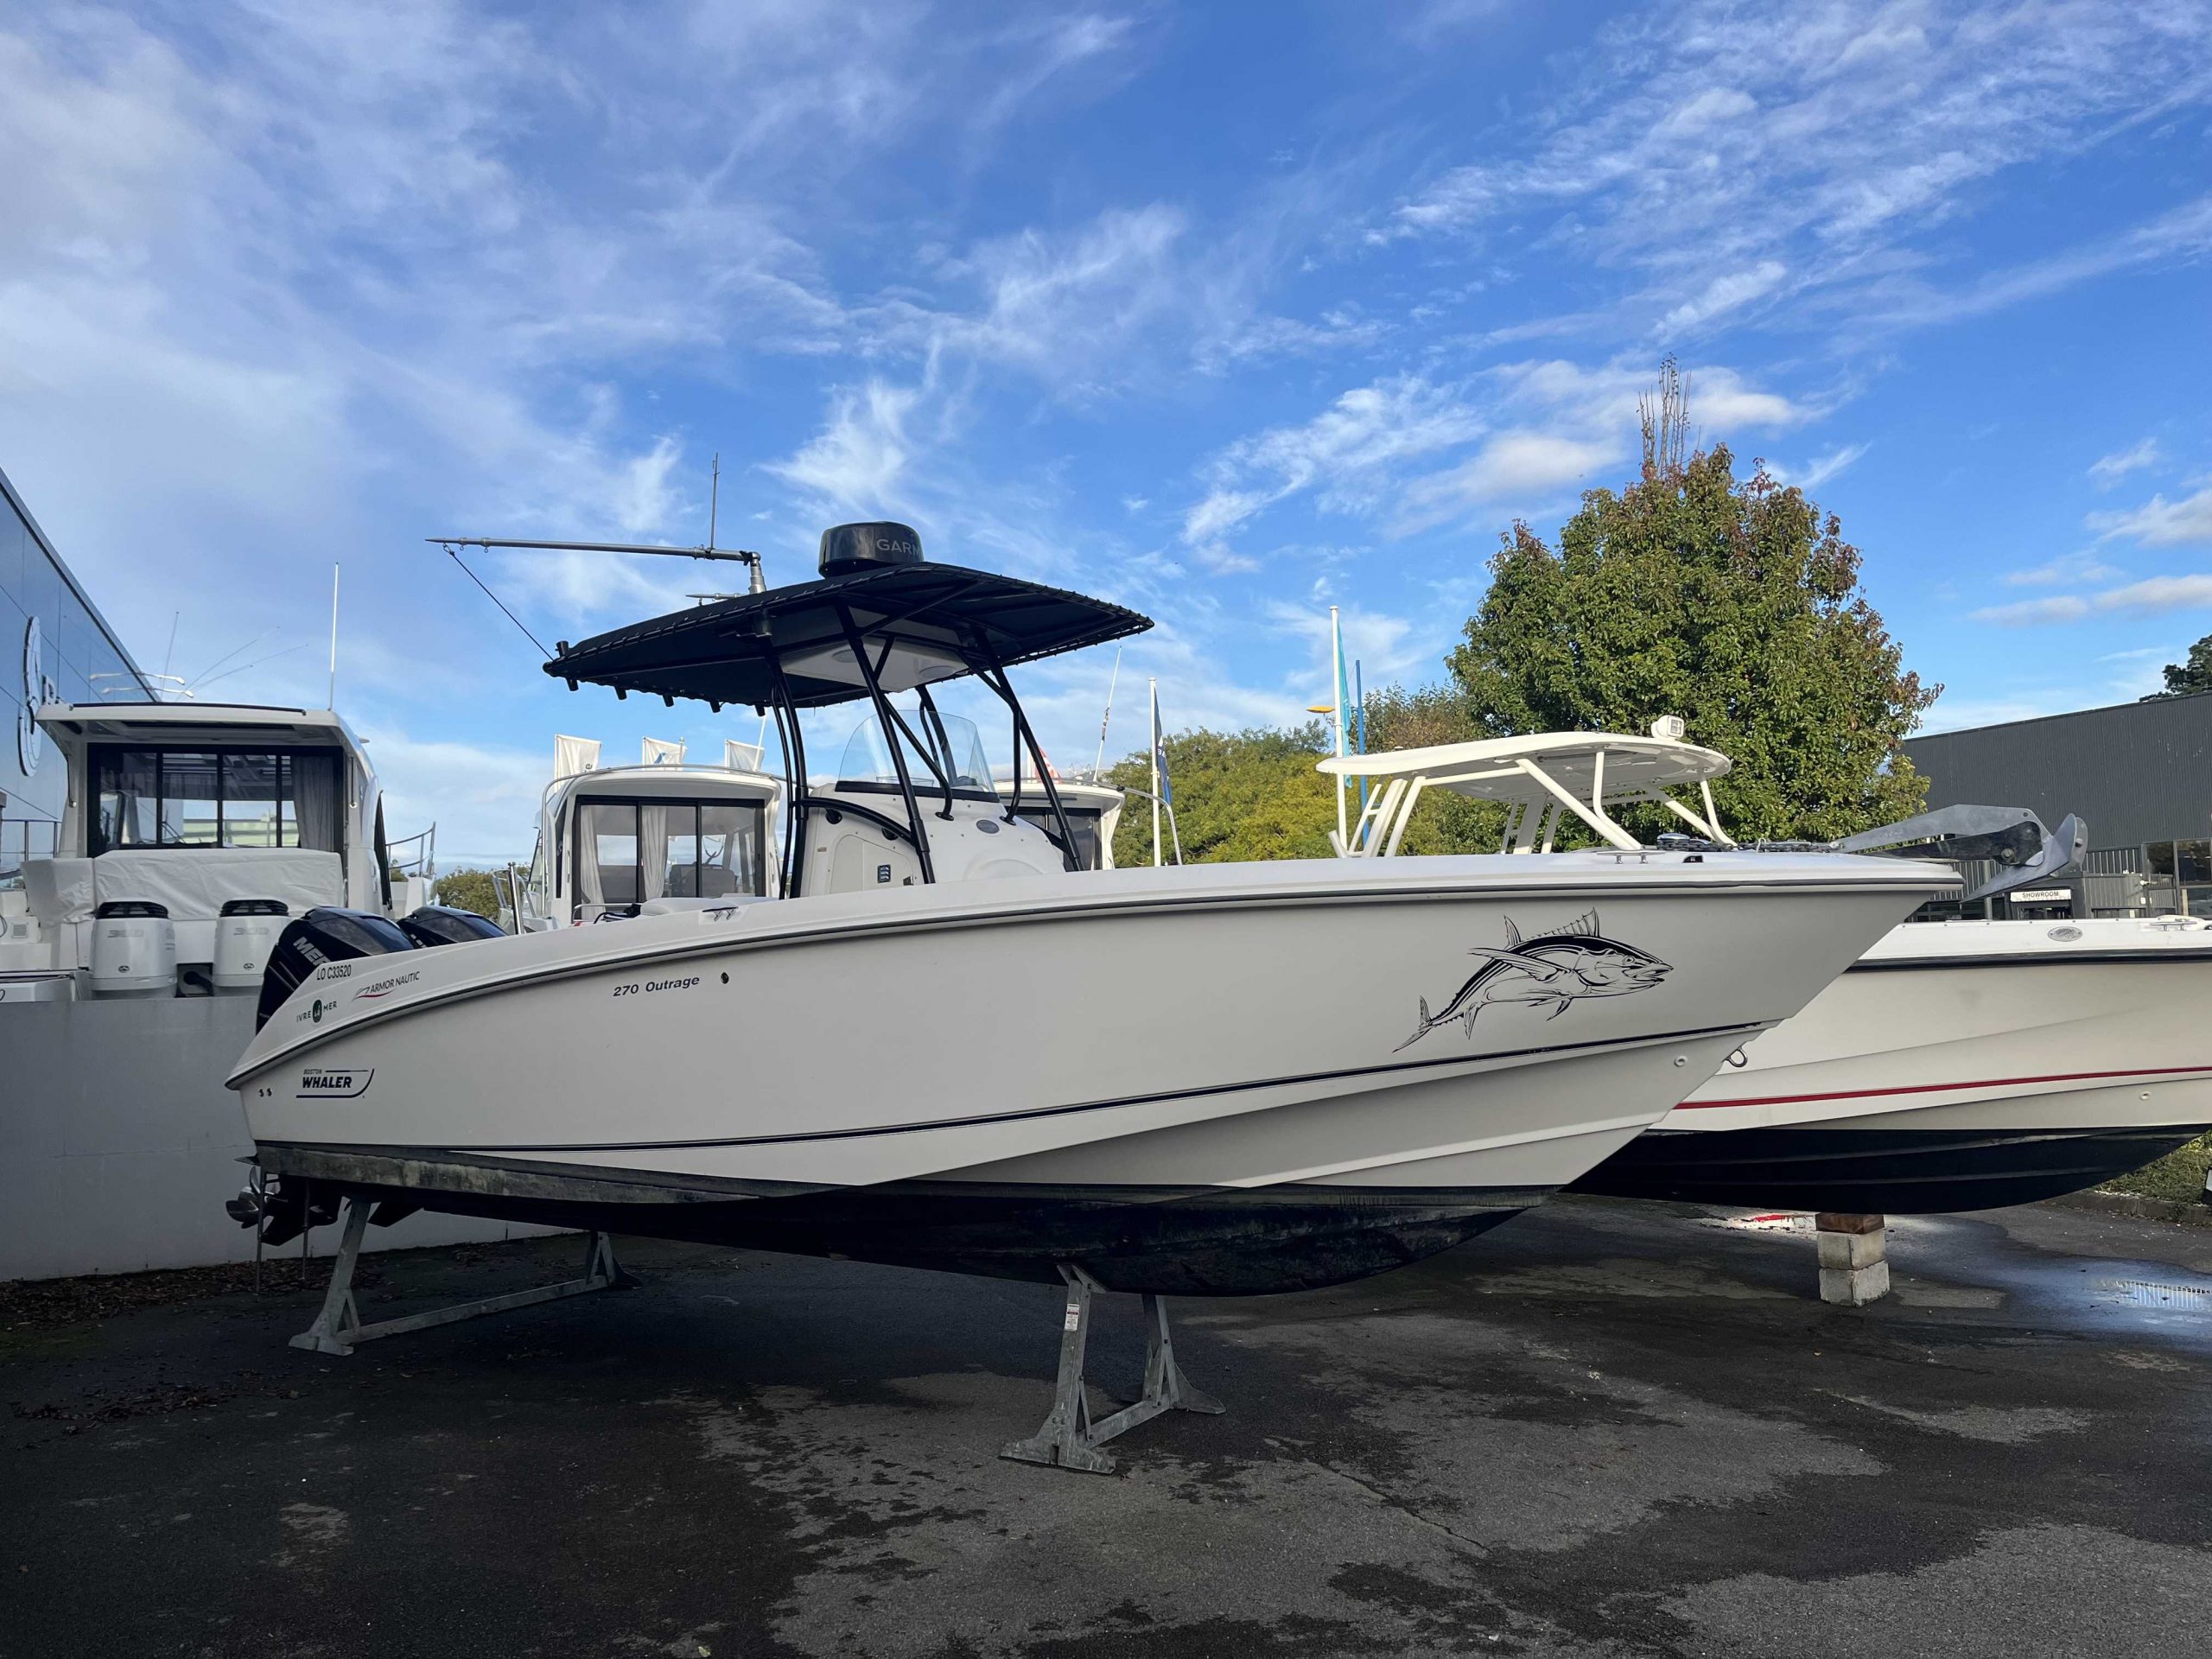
xmin=1904 ymin=695 xmax=2212 ymax=915
xmin=1 ymin=464 xmax=153 ymax=881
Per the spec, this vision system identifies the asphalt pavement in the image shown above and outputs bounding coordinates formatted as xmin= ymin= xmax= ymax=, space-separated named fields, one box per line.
xmin=4 ymin=1195 xmax=2209 ymax=1658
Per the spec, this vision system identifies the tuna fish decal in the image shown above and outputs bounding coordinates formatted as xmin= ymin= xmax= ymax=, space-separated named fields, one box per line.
xmin=1395 ymin=910 xmax=1670 ymax=1052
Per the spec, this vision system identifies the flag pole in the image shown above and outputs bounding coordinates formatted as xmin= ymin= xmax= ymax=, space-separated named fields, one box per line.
xmin=1329 ymin=607 xmax=1347 ymax=849
xmin=1355 ymin=658 xmax=1368 ymax=844
xmin=1148 ymin=677 xmax=1162 ymax=868
xmin=327 ymin=563 xmax=340 ymax=709
xmin=1093 ymin=645 xmax=1122 ymax=781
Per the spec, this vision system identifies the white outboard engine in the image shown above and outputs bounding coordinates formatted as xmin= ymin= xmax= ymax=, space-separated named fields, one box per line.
xmin=213 ymin=899 xmax=290 ymax=995
xmin=90 ymin=899 xmax=176 ymax=999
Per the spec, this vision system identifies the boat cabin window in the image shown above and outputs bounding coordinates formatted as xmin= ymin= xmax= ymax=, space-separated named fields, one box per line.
xmin=88 ymin=746 xmax=345 ymax=856
xmin=569 ymin=798 xmax=766 ymax=913
xmin=1052 ymin=809 xmax=1103 ymax=871
xmin=835 ymin=711 xmax=999 ymax=804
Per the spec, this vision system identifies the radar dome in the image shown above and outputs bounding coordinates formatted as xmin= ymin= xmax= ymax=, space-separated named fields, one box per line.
xmin=819 ymin=522 xmax=924 ymax=577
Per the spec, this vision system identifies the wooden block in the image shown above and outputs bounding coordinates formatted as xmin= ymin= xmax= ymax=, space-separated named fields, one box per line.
xmin=1815 ymin=1211 xmax=1885 ymax=1235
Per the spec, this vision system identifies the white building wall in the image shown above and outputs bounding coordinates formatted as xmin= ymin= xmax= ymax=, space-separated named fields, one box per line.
xmin=1 ymin=995 xmax=549 ymax=1281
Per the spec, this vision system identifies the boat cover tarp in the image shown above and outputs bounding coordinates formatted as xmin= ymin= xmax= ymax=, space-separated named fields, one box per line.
xmin=79 ymin=849 xmax=346 ymax=923
xmin=545 ymin=563 xmax=1151 ymax=710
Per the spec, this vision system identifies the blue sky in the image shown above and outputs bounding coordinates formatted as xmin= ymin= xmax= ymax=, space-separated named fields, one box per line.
xmin=3 ymin=0 xmax=2209 ymax=862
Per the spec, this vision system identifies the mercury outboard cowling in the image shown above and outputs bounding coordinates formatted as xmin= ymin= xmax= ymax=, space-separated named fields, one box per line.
xmin=254 ymin=906 xmax=416 ymax=1031
xmin=399 ymin=905 xmax=506 ymax=948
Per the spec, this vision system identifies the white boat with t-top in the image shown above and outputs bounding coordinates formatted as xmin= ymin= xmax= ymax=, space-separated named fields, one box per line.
xmin=224 ymin=527 xmax=1951 ymax=1299
xmin=1321 ymin=729 xmax=2212 ymax=1212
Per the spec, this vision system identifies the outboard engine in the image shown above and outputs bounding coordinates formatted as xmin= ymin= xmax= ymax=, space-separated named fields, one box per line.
xmin=213 ymin=899 xmax=289 ymax=995
xmin=90 ymin=899 xmax=177 ymax=999
xmin=254 ymin=906 xmax=416 ymax=1032
xmin=398 ymin=905 xmax=506 ymax=947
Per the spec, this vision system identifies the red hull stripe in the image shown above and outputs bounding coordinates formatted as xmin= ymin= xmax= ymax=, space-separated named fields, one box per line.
xmin=1683 ymin=1063 xmax=2212 ymax=1111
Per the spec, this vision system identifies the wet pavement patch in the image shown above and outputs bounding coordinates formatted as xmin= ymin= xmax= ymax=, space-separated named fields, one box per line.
xmin=2102 ymin=1278 xmax=2212 ymax=1309
xmin=1 ymin=1197 xmax=2206 ymax=1657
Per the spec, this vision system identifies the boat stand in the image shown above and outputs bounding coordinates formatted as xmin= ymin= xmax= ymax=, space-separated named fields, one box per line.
xmin=1001 ymin=1266 xmax=1224 ymax=1474
xmin=289 ymin=1194 xmax=628 ymax=1357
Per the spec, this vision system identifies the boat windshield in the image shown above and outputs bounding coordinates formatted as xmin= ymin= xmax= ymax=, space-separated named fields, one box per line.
xmin=836 ymin=709 xmax=999 ymax=802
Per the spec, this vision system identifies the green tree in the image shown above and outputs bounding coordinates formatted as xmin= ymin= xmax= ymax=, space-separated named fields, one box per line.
xmin=1105 ymin=724 xmax=1338 ymax=866
xmin=431 ymin=868 xmax=502 ymax=919
xmin=1446 ymin=363 xmax=1938 ymax=842
xmin=1354 ymin=683 xmax=1503 ymax=854
xmin=2142 ymin=633 xmax=2212 ymax=700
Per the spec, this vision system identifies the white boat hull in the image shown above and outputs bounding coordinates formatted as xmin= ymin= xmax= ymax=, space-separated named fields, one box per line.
xmin=231 ymin=854 xmax=1936 ymax=1292
xmin=1575 ymin=917 xmax=2212 ymax=1212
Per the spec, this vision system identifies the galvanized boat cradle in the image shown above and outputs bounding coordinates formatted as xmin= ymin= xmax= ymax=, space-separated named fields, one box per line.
xmin=289 ymin=1192 xmax=628 ymax=1357
xmin=1000 ymin=1265 xmax=1224 ymax=1474
xmin=284 ymin=1198 xmax=1216 ymax=1474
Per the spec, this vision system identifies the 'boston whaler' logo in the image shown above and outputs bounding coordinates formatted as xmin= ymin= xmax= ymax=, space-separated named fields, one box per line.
xmin=1396 ymin=910 xmax=1670 ymax=1052
xmin=296 ymin=1067 xmax=374 ymax=1098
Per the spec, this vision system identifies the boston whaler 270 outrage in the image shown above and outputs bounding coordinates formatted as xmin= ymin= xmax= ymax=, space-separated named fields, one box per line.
xmin=1321 ymin=729 xmax=2212 ymax=1213
xmin=226 ymin=528 xmax=1950 ymax=1468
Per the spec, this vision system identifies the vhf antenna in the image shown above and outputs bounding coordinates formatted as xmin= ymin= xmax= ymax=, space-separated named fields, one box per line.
xmin=429 ymin=532 xmax=767 ymax=593
xmin=430 ymin=453 xmax=766 ymax=593
xmin=430 ymin=454 xmax=767 ymax=654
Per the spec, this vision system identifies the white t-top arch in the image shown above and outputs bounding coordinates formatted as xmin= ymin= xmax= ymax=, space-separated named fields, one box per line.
xmin=1316 ymin=732 xmax=1734 ymax=857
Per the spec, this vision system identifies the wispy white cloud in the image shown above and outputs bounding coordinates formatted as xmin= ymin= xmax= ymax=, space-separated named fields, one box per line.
xmin=1181 ymin=376 xmax=1486 ymax=550
xmin=1766 ymin=442 xmax=1869 ymax=492
xmin=877 ymin=204 xmax=1190 ymax=382
xmin=355 ymin=725 xmax=551 ymax=867
xmin=1261 ymin=599 xmax=1438 ymax=702
xmin=2088 ymin=485 xmax=2212 ymax=549
xmin=1182 ymin=355 xmax=1808 ymax=555
xmin=1382 ymin=0 xmax=2212 ymax=335
xmin=1395 ymin=432 xmax=1616 ymax=532
xmin=2089 ymin=436 xmax=2163 ymax=489
xmin=1196 ymin=305 xmax=1389 ymax=372
xmin=764 ymin=381 xmax=923 ymax=520
xmin=2001 ymin=549 xmax=2119 ymax=588
xmin=1659 ymin=260 xmax=1789 ymax=334
xmin=1847 ymin=193 xmax=2212 ymax=333
xmin=1975 ymin=574 xmax=2212 ymax=626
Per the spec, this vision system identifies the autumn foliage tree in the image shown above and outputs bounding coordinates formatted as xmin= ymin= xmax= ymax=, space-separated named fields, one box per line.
xmin=1446 ymin=364 xmax=1938 ymax=841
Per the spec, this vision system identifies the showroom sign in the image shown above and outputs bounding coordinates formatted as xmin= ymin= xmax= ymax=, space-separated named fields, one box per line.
xmin=18 ymin=616 xmax=56 ymax=775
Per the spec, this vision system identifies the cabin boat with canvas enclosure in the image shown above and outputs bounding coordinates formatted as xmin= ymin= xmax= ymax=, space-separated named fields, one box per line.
xmin=0 ymin=700 xmax=405 ymax=1002
xmin=0 ymin=698 xmax=543 ymax=1281
xmin=505 ymin=735 xmax=783 ymax=931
